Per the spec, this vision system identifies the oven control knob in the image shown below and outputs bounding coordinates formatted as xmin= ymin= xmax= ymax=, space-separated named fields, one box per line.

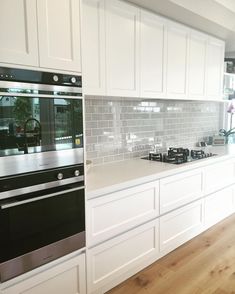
xmin=57 ymin=172 xmax=64 ymax=180
xmin=53 ymin=75 xmax=59 ymax=82
xmin=70 ymin=77 xmax=77 ymax=84
xmin=74 ymin=170 xmax=80 ymax=177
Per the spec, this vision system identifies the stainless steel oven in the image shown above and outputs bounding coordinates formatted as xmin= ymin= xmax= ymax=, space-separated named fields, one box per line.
xmin=0 ymin=67 xmax=85 ymax=282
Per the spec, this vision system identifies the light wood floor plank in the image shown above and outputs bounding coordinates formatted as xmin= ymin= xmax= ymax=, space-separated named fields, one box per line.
xmin=107 ymin=213 xmax=235 ymax=294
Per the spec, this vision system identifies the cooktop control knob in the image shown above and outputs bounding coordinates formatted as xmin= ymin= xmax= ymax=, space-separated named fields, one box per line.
xmin=70 ymin=77 xmax=77 ymax=84
xmin=74 ymin=170 xmax=80 ymax=177
xmin=57 ymin=172 xmax=64 ymax=180
xmin=53 ymin=75 xmax=59 ymax=82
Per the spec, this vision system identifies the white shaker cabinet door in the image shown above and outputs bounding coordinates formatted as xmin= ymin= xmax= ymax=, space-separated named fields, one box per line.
xmin=206 ymin=37 xmax=225 ymax=100
xmin=140 ymin=10 xmax=167 ymax=98
xmin=81 ymin=0 xmax=106 ymax=95
xmin=188 ymin=30 xmax=207 ymax=99
xmin=0 ymin=0 xmax=38 ymax=66
xmin=37 ymin=0 xmax=81 ymax=72
xmin=105 ymin=0 xmax=140 ymax=97
xmin=166 ymin=22 xmax=189 ymax=99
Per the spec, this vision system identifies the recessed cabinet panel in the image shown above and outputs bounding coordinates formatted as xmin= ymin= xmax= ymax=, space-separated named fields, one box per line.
xmin=160 ymin=200 xmax=204 ymax=253
xmin=203 ymin=160 xmax=235 ymax=195
xmin=160 ymin=169 xmax=203 ymax=214
xmin=206 ymin=37 xmax=224 ymax=100
xmin=188 ymin=31 xmax=207 ymax=98
xmin=105 ymin=0 xmax=140 ymax=97
xmin=37 ymin=0 xmax=81 ymax=72
xmin=87 ymin=220 xmax=159 ymax=293
xmin=166 ymin=23 xmax=189 ymax=98
xmin=1 ymin=254 xmax=86 ymax=294
xmin=140 ymin=11 xmax=166 ymax=98
xmin=81 ymin=0 xmax=106 ymax=95
xmin=87 ymin=181 xmax=159 ymax=246
xmin=0 ymin=0 xmax=38 ymax=66
xmin=204 ymin=187 xmax=234 ymax=230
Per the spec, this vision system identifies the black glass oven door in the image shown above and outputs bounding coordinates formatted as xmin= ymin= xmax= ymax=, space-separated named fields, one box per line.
xmin=0 ymin=185 xmax=85 ymax=264
xmin=0 ymin=96 xmax=83 ymax=156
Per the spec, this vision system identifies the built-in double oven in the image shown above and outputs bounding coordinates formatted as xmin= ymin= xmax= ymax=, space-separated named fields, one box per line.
xmin=0 ymin=67 xmax=85 ymax=282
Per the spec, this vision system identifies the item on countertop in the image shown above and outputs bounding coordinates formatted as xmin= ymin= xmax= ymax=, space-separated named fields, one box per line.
xmin=212 ymin=135 xmax=226 ymax=146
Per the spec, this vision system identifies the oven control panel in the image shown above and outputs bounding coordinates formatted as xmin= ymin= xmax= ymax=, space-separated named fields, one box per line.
xmin=0 ymin=164 xmax=84 ymax=193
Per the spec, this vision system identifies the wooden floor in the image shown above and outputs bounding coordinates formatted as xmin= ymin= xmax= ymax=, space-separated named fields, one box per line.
xmin=107 ymin=214 xmax=235 ymax=294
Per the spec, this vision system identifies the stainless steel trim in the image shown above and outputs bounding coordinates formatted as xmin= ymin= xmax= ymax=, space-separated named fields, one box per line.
xmin=0 ymin=175 xmax=84 ymax=201
xmin=0 ymin=231 xmax=85 ymax=283
xmin=0 ymin=186 xmax=85 ymax=209
xmin=0 ymin=80 xmax=82 ymax=93
xmin=0 ymin=92 xmax=82 ymax=99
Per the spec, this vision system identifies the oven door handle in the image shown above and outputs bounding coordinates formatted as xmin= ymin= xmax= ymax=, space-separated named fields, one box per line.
xmin=0 ymin=186 xmax=85 ymax=210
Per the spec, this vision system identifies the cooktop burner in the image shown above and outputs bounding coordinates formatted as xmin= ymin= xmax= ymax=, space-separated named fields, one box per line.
xmin=142 ymin=147 xmax=216 ymax=164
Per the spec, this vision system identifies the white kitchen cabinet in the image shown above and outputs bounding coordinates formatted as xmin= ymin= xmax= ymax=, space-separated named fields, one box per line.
xmin=140 ymin=10 xmax=167 ymax=98
xmin=81 ymin=0 xmax=106 ymax=95
xmin=0 ymin=0 xmax=39 ymax=67
xmin=204 ymin=186 xmax=234 ymax=230
xmin=105 ymin=0 xmax=140 ymax=97
xmin=206 ymin=37 xmax=225 ymax=100
xmin=203 ymin=159 xmax=235 ymax=195
xmin=166 ymin=22 xmax=189 ymax=99
xmin=86 ymin=181 xmax=159 ymax=246
xmin=188 ymin=30 xmax=207 ymax=99
xmin=87 ymin=219 xmax=159 ymax=293
xmin=160 ymin=168 xmax=203 ymax=214
xmin=0 ymin=253 xmax=86 ymax=294
xmin=37 ymin=0 xmax=82 ymax=72
xmin=160 ymin=199 xmax=204 ymax=254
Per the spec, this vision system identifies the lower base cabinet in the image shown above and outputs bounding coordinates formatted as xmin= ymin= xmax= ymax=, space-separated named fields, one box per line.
xmin=86 ymin=219 xmax=159 ymax=294
xmin=0 ymin=253 xmax=86 ymax=294
xmin=204 ymin=186 xmax=234 ymax=230
xmin=160 ymin=199 xmax=204 ymax=254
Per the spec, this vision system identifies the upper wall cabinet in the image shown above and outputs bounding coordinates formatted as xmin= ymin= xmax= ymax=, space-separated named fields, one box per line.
xmin=188 ymin=30 xmax=207 ymax=99
xmin=81 ymin=0 xmax=106 ymax=95
xmin=140 ymin=11 xmax=167 ymax=98
xmin=105 ymin=0 xmax=140 ymax=97
xmin=0 ymin=0 xmax=39 ymax=67
xmin=206 ymin=37 xmax=225 ymax=100
xmin=166 ymin=22 xmax=189 ymax=99
xmin=37 ymin=0 xmax=81 ymax=72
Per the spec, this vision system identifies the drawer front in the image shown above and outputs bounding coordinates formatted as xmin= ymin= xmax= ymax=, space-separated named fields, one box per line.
xmin=87 ymin=181 xmax=159 ymax=246
xmin=204 ymin=160 xmax=235 ymax=194
xmin=87 ymin=219 xmax=159 ymax=293
xmin=160 ymin=200 xmax=204 ymax=253
xmin=160 ymin=169 xmax=203 ymax=214
xmin=204 ymin=186 xmax=234 ymax=229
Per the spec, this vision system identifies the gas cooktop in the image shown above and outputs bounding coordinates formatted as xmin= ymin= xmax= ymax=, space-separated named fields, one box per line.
xmin=142 ymin=147 xmax=217 ymax=164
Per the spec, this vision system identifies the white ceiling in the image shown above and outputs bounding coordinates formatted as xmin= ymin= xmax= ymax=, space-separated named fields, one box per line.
xmin=125 ymin=0 xmax=235 ymax=55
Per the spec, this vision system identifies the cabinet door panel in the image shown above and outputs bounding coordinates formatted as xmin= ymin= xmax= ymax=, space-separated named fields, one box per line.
xmin=81 ymin=0 xmax=106 ymax=95
xmin=160 ymin=169 xmax=203 ymax=214
xmin=160 ymin=200 xmax=204 ymax=253
xmin=140 ymin=11 xmax=166 ymax=98
xmin=204 ymin=160 xmax=235 ymax=195
xmin=206 ymin=37 xmax=224 ymax=100
xmin=106 ymin=0 xmax=140 ymax=97
xmin=204 ymin=187 xmax=234 ymax=230
xmin=0 ymin=0 xmax=38 ymax=66
xmin=87 ymin=181 xmax=159 ymax=246
xmin=188 ymin=31 xmax=207 ymax=98
xmin=166 ymin=22 xmax=189 ymax=98
xmin=87 ymin=220 xmax=159 ymax=293
xmin=37 ymin=0 xmax=81 ymax=72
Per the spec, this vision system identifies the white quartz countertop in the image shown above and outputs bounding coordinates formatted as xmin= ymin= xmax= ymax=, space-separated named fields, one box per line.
xmin=86 ymin=145 xmax=235 ymax=199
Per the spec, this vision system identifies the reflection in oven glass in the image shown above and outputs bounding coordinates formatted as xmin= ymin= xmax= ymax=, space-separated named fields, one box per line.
xmin=0 ymin=96 xmax=83 ymax=156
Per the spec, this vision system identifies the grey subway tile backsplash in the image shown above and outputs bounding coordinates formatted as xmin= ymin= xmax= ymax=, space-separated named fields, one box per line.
xmin=85 ymin=97 xmax=222 ymax=166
